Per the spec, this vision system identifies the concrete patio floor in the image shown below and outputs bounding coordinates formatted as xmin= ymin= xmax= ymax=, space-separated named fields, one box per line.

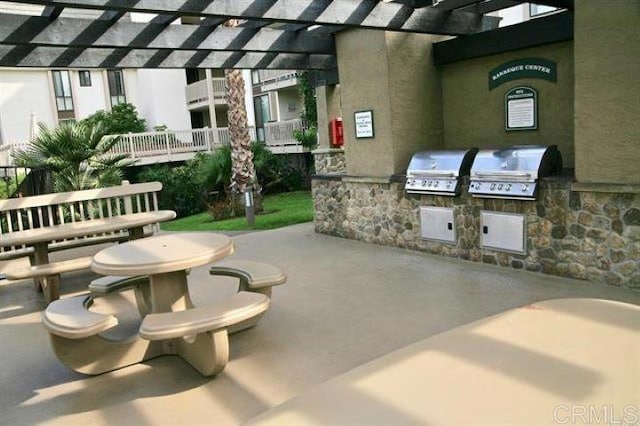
xmin=1 ymin=223 xmax=639 ymax=425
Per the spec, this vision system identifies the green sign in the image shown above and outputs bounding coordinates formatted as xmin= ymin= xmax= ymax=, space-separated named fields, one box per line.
xmin=505 ymin=86 xmax=537 ymax=131
xmin=489 ymin=58 xmax=556 ymax=90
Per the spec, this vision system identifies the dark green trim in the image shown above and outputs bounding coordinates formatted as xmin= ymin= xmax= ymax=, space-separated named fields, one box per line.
xmin=504 ymin=86 xmax=538 ymax=131
xmin=489 ymin=58 xmax=556 ymax=90
xmin=433 ymin=11 xmax=573 ymax=65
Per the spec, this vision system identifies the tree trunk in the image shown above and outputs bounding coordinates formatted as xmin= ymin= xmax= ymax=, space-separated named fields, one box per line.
xmin=224 ymin=20 xmax=258 ymax=197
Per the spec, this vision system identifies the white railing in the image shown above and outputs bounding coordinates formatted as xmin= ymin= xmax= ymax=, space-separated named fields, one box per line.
xmin=185 ymin=77 xmax=227 ymax=106
xmin=111 ymin=120 xmax=301 ymax=161
xmin=258 ymin=70 xmax=297 ymax=83
xmin=185 ymin=80 xmax=208 ymax=105
xmin=0 ymin=142 xmax=29 ymax=165
xmin=211 ymin=78 xmax=227 ymax=102
xmin=110 ymin=128 xmax=223 ymax=159
xmin=264 ymin=119 xmax=303 ymax=147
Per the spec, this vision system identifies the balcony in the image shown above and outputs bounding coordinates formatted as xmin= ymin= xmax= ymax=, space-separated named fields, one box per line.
xmin=185 ymin=78 xmax=227 ymax=110
xmin=253 ymin=70 xmax=298 ymax=92
xmin=110 ymin=119 xmax=307 ymax=165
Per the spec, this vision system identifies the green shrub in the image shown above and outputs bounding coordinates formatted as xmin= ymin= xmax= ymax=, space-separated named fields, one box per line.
xmin=12 ymin=121 xmax=133 ymax=192
xmin=82 ymin=103 xmax=147 ymax=135
xmin=137 ymin=144 xmax=307 ymax=217
xmin=137 ymin=159 xmax=208 ymax=217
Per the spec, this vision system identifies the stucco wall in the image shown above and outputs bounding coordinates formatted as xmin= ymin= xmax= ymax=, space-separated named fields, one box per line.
xmin=315 ymin=84 xmax=342 ymax=149
xmin=74 ymin=70 xmax=108 ymax=120
xmin=277 ymin=87 xmax=302 ymax=121
xmin=136 ymin=69 xmax=191 ymax=130
xmin=440 ymin=41 xmax=575 ymax=167
xmin=336 ymin=29 xmax=395 ymax=176
xmin=574 ymin=1 xmax=640 ymax=184
xmin=387 ymin=32 xmax=445 ymax=174
xmin=0 ymin=69 xmax=56 ymax=144
xmin=336 ymin=29 xmax=444 ymax=176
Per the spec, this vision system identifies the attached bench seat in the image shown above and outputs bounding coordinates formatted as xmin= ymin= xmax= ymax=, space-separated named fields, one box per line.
xmin=140 ymin=291 xmax=270 ymax=340
xmin=139 ymin=291 xmax=270 ymax=377
xmin=209 ymin=260 xmax=287 ymax=297
xmin=89 ymin=275 xmax=148 ymax=294
xmin=5 ymin=256 xmax=93 ymax=304
xmin=89 ymin=275 xmax=151 ymax=317
xmin=42 ymin=293 xmax=162 ymax=375
xmin=4 ymin=256 xmax=93 ymax=280
xmin=43 ymin=295 xmax=118 ymax=339
xmin=0 ymin=246 xmax=35 ymax=262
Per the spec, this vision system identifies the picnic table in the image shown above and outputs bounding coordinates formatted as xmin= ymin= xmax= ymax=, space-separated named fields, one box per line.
xmin=2 ymin=210 xmax=176 ymax=302
xmin=42 ymin=233 xmax=271 ymax=376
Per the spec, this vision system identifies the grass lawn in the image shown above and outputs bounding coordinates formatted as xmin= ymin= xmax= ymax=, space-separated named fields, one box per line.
xmin=162 ymin=191 xmax=313 ymax=232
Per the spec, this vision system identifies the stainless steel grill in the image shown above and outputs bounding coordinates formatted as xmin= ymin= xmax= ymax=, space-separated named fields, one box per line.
xmin=405 ymin=148 xmax=478 ymax=196
xmin=468 ymin=145 xmax=562 ymax=200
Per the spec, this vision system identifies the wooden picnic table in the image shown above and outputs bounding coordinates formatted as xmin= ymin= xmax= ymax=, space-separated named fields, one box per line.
xmin=2 ymin=210 xmax=176 ymax=301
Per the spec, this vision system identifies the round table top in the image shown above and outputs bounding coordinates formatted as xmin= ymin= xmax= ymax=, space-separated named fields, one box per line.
xmin=92 ymin=233 xmax=234 ymax=276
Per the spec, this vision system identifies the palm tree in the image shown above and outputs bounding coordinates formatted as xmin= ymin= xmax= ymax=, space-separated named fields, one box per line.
xmin=224 ymin=19 xmax=259 ymax=222
xmin=12 ymin=121 xmax=134 ymax=192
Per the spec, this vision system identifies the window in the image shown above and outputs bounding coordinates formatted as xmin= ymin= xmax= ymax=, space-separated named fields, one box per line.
xmin=78 ymin=70 xmax=92 ymax=87
xmin=251 ymin=70 xmax=260 ymax=85
xmin=530 ymin=4 xmax=559 ymax=17
xmin=52 ymin=70 xmax=74 ymax=112
xmin=107 ymin=70 xmax=126 ymax=106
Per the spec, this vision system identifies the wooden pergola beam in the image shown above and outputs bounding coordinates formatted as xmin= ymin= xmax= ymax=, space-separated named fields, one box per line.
xmin=0 ymin=44 xmax=338 ymax=69
xmin=433 ymin=0 xmax=484 ymax=11
xmin=0 ymin=13 xmax=336 ymax=54
xmin=7 ymin=0 xmax=501 ymax=35
xmin=42 ymin=6 xmax=64 ymax=20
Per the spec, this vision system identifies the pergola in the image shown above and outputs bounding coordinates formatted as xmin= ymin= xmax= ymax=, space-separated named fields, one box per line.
xmin=0 ymin=0 xmax=571 ymax=71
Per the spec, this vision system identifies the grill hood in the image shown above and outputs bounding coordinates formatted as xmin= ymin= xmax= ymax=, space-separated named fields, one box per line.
xmin=405 ymin=148 xmax=478 ymax=196
xmin=469 ymin=145 xmax=562 ymax=199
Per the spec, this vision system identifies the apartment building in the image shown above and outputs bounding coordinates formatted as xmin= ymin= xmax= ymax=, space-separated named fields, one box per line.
xmin=0 ymin=2 xmax=191 ymax=148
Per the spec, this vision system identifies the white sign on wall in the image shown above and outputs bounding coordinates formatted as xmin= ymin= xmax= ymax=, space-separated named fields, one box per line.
xmin=505 ymin=86 xmax=537 ymax=131
xmin=354 ymin=110 xmax=374 ymax=139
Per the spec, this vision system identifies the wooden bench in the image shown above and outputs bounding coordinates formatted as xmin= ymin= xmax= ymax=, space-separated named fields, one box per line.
xmin=5 ymin=256 xmax=93 ymax=302
xmin=0 ymin=180 xmax=163 ymax=262
xmin=139 ymin=291 xmax=270 ymax=376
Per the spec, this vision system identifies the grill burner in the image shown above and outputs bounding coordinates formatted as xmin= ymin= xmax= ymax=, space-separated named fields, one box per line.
xmin=405 ymin=148 xmax=478 ymax=196
xmin=469 ymin=145 xmax=562 ymax=200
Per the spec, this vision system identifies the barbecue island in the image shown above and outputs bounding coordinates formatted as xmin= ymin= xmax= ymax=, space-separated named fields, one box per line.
xmin=311 ymin=3 xmax=639 ymax=289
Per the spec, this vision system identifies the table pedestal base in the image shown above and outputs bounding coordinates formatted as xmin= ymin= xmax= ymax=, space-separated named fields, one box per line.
xmin=49 ymin=334 xmax=163 ymax=375
xmin=175 ymin=329 xmax=230 ymax=376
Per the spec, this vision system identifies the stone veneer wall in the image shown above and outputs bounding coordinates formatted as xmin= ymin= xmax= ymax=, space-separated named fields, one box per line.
xmin=313 ymin=148 xmax=347 ymax=174
xmin=312 ymin=175 xmax=640 ymax=289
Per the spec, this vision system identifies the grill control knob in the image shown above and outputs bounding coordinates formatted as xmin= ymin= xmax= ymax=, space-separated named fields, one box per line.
xmin=422 ymin=180 xmax=427 ymax=187
xmin=490 ymin=183 xmax=496 ymax=190
xmin=521 ymin=184 xmax=528 ymax=192
xmin=505 ymin=184 xmax=512 ymax=191
xmin=498 ymin=184 xmax=504 ymax=190
xmin=446 ymin=181 xmax=452 ymax=188
xmin=434 ymin=181 xmax=439 ymax=188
